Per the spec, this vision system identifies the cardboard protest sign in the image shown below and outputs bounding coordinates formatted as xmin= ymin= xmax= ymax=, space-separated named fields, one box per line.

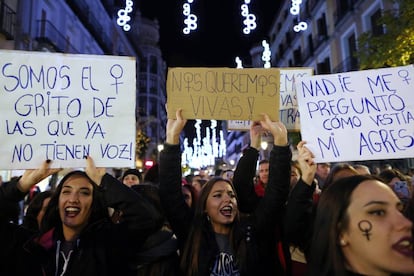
xmin=0 ymin=50 xmax=136 ymax=169
xmin=166 ymin=67 xmax=280 ymax=121
xmin=228 ymin=67 xmax=313 ymax=131
xmin=296 ymin=65 xmax=414 ymax=163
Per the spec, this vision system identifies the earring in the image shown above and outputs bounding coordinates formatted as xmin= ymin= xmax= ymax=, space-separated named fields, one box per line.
xmin=340 ymin=239 xmax=347 ymax=246
xmin=206 ymin=214 xmax=210 ymax=222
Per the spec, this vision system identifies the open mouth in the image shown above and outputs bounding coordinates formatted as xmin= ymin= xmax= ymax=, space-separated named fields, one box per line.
xmin=392 ymin=238 xmax=413 ymax=257
xmin=65 ymin=207 xmax=80 ymax=217
xmin=220 ymin=205 xmax=233 ymax=217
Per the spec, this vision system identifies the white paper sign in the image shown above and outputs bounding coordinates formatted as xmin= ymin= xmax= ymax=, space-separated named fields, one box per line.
xmin=226 ymin=120 xmax=252 ymax=130
xmin=279 ymin=67 xmax=313 ymax=130
xmin=228 ymin=67 xmax=313 ymax=130
xmin=296 ymin=65 xmax=414 ymax=163
xmin=0 ymin=50 xmax=136 ymax=169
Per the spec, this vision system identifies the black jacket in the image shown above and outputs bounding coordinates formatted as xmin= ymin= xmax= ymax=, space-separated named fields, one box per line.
xmin=159 ymin=143 xmax=291 ymax=276
xmin=284 ymin=179 xmax=316 ymax=259
xmin=232 ymin=146 xmax=292 ymax=276
xmin=0 ymin=174 xmax=163 ymax=276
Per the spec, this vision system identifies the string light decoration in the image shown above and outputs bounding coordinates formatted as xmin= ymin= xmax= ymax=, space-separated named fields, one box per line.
xmin=241 ymin=0 xmax=257 ymax=34
xmin=117 ymin=0 xmax=134 ymax=31
xmin=290 ymin=0 xmax=307 ymax=32
xmin=262 ymin=40 xmax=271 ymax=68
xmin=182 ymin=120 xmax=227 ymax=169
xmin=235 ymin=57 xmax=244 ymax=68
xmin=183 ymin=0 xmax=198 ymax=34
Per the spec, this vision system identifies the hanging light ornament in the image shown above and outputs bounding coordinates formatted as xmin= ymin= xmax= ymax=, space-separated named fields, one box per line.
xmin=235 ymin=57 xmax=244 ymax=68
xmin=241 ymin=0 xmax=257 ymax=34
xmin=290 ymin=0 xmax=308 ymax=32
xmin=183 ymin=0 xmax=198 ymax=34
xmin=262 ymin=40 xmax=271 ymax=68
xmin=117 ymin=0 xmax=133 ymax=31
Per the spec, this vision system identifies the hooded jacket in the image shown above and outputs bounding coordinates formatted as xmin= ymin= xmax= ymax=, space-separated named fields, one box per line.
xmin=0 ymin=173 xmax=163 ymax=276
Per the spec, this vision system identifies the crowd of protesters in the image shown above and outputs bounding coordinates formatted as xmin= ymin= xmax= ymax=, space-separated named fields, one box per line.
xmin=1 ymin=109 xmax=414 ymax=275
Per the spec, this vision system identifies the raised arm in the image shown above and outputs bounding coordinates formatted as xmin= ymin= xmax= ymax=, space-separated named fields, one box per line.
xmin=285 ymin=141 xmax=317 ymax=252
xmin=296 ymin=141 xmax=317 ymax=186
xmin=158 ymin=109 xmax=192 ymax=243
xmin=84 ymin=156 xmax=164 ymax=252
xmin=1 ymin=160 xmax=61 ymax=203
xmin=18 ymin=160 xmax=62 ymax=192
xmin=254 ymin=114 xmax=291 ymax=230
xmin=232 ymin=121 xmax=262 ymax=213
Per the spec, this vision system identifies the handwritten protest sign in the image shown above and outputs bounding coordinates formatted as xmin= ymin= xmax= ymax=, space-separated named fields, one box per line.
xmin=279 ymin=67 xmax=313 ymax=130
xmin=228 ymin=67 xmax=313 ymax=130
xmin=166 ymin=67 xmax=280 ymax=121
xmin=296 ymin=65 xmax=414 ymax=163
xmin=0 ymin=50 xmax=136 ymax=169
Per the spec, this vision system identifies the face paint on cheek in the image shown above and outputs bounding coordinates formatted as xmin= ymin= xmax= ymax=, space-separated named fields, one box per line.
xmin=358 ymin=220 xmax=373 ymax=241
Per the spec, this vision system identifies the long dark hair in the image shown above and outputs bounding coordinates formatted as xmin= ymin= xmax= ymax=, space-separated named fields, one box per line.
xmin=39 ymin=170 xmax=107 ymax=236
xmin=308 ymin=174 xmax=382 ymax=276
xmin=22 ymin=190 xmax=53 ymax=232
xmin=180 ymin=177 xmax=241 ymax=276
xmin=378 ymin=168 xmax=406 ymax=184
xmin=181 ymin=184 xmax=197 ymax=212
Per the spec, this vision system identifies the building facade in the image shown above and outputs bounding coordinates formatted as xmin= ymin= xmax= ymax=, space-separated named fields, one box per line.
xmin=131 ymin=14 xmax=167 ymax=163
xmin=0 ymin=0 xmax=166 ymax=177
xmin=264 ymin=0 xmax=392 ymax=73
xmin=227 ymin=0 xmax=413 ymax=171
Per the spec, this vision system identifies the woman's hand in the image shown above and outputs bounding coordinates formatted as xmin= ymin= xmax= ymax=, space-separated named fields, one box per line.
xmin=296 ymin=141 xmax=316 ymax=186
xmin=85 ymin=156 xmax=106 ymax=186
xmin=18 ymin=160 xmax=62 ymax=192
xmin=166 ymin=109 xmax=187 ymax=145
xmin=259 ymin=113 xmax=288 ymax=146
xmin=249 ymin=121 xmax=263 ymax=150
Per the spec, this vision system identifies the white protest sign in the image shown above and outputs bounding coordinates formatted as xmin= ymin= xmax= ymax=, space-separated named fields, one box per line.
xmin=280 ymin=67 xmax=313 ymax=130
xmin=0 ymin=50 xmax=136 ymax=169
xmin=296 ymin=65 xmax=414 ymax=163
xmin=228 ymin=67 xmax=313 ymax=131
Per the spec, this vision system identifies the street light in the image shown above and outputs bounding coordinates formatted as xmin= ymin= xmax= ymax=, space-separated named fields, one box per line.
xmin=260 ymin=140 xmax=269 ymax=159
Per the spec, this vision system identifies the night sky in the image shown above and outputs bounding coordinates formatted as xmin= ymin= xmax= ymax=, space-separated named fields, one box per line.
xmin=138 ymin=0 xmax=281 ymax=67
xmin=135 ymin=0 xmax=282 ymax=142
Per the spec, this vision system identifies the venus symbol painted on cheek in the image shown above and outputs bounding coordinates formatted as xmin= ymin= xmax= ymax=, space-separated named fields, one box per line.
xmin=358 ymin=220 xmax=373 ymax=241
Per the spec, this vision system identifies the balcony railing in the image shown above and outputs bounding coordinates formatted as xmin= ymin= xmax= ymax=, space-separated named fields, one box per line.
xmin=66 ymin=0 xmax=113 ymax=53
xmin=0 ymin=0 xmax=16 ymax=39
xmin=36 ymin=19 xmax=79 ymax=53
